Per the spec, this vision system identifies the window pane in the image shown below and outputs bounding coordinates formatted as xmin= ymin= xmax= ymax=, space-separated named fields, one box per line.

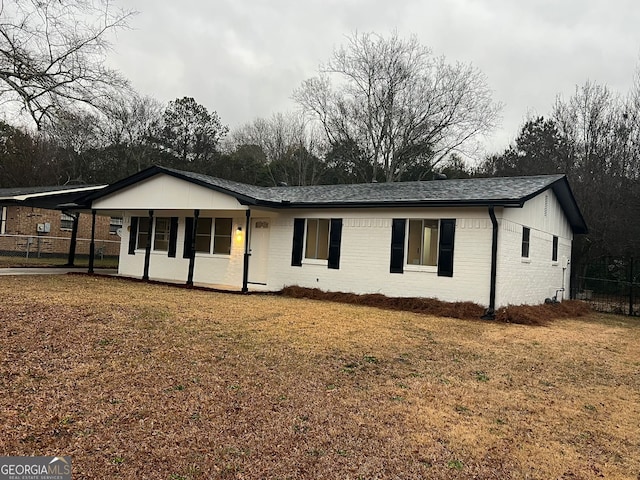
xmin=137 ymin=217 xmax=150 ymax=249
xmin=552 ymin=235 xmax=558 ymax=261
xmin=407 ymin=219 xmax=422 ymax=265
xmin=197 ymin=218 xmax=212 ymax=235
xmin=522 ymin=227 xmax=530 ymax=258
xmin=422 ymin=220 xmax=439 ymax=266
xmin=317 ymin=219 xmax=329 ymax=260
xmin=305 ymin=219 xmax=318 ymax=259
xmin=213 ymin=218 xmax=232 ymax=254
xmin=195 ymin=218 xmax=212 ymax=253
xmin=154 ymin=217 xmax=170 ymax=251
xmin=110 ymin=217 xmax=123 ymax=234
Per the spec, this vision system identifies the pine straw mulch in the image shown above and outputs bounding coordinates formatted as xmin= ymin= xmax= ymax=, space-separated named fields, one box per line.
xmin=1 ymin=275 xmax=639 ymax=479
xmin=280 ymin=285 xmax=592 ymax=325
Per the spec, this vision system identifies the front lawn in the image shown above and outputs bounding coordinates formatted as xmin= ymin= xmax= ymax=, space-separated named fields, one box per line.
xmin=0 ymin=275 xmax=638 ymax=479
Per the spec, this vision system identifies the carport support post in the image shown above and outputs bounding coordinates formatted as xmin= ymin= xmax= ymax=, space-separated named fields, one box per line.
xmin=186 ymin=209 xmax=199 ymax=286
xmin=65 ymin=212 xmax=79 ymax=267
xmin=242 ymin=209 xmax=251 ymax=293
xmin=143 ymin=209 xmax=154 ymax=281
xmin=88 ymin=210 xmax=96 ymax=274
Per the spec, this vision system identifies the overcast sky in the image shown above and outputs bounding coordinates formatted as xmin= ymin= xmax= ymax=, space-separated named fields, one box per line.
xmin=106 ymin=0 xmax=640 ymax=160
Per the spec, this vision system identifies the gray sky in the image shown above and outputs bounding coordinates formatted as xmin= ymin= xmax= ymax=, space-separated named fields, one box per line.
xmin=107 ymin=0 xmax=640 ymax=159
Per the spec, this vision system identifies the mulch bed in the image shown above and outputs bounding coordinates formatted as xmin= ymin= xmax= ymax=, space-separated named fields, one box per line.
xmin=280 ymin=285 xmax=591 ymax=325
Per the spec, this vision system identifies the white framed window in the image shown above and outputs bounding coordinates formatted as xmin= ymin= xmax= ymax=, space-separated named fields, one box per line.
xmin=137 ymin=217 xmax=150 ymax=250
xmin=213 ymin=218 xmax=232 ymax=255
xmin=406 ymin=219 xmax=439 ymax=266
xmin=195 ymin=218 xmax=213 ymax=253
xmin=522 ymin=227 xmax=531 ymax=258
xmin=191 ymin=217 xmax=232 ymax=255
xmin=110 ymin=217 xmax=123 ymax=235
xmin=60 ymin=213 xmax=74 ymax=231
xmin=304 ymin=218 xmax=330 ymax=260
xmin=153 ymin=217 xmax=171 ymax=251
xmin=0 ymin=206 xmax=6 ymax=234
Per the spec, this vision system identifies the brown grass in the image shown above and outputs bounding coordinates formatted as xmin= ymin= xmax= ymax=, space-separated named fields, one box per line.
xmin=0 ymin=255 xmax=118 ymax=269
xmin=1 ymin=275 xmax=639 ymax=479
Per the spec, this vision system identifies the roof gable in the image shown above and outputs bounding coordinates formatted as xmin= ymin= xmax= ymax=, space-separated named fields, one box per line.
xmin=91 ymin=172 xmax=244 ymax=211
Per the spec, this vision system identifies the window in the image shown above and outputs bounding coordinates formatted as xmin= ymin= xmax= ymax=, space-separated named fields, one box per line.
xmin=291 ymin=218 xmax=343 ymax=268
xmin=390 ymin=218 xmax=455 ymax=277
xmin=195 ymin=218 xmax=213 ymax=253
xmin=1 ymin=206 xmax=6 ymax=234
xmin=407 ymin=219 xmax=439 ymax=266
xmin=305 ymin=218 xmax=330 ymax=260
xmin=137 ymin=217 xmax=150 ymax=250
xmin=186 ymin=217 xmax=232 ymax=255
xmin=110 ymin=217 xmax=123 ymax=235
xmin=552 ymin=235 xmax=558 ymax=262
xmin=154 ymin=217 xmax=171 ymax=251
xmin=522 ymin=227 xmax=530 ymax=258
xmin=213 ymin=218 xmax=232 ymax=255
xmin=60 ymin=213 xmax=74 ymax=230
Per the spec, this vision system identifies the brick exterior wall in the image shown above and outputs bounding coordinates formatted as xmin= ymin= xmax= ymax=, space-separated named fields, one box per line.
xmin=0 ymin=206 xmax=121 ymax=256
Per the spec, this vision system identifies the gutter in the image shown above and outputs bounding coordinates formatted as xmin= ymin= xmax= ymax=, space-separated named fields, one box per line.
xmin=482 ymin=205 xmax=498 ymax=320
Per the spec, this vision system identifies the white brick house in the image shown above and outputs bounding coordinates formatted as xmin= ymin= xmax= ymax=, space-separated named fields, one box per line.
xmin=77 ymin=166 xmax=587 ymax=315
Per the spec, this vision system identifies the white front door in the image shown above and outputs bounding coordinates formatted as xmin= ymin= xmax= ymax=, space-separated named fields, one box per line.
xmin=248 ymin=218 xmax=270 ymax=285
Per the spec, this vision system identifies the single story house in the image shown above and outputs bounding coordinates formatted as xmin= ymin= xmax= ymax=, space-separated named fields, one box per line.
xmin=75 ymin=166 xmax=587 ymax=315
xmin=0 ymin=185 xmax=120 ymax=262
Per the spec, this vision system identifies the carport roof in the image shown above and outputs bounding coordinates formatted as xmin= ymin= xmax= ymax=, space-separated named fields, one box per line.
xmin=0 ymin=185 xmax=105 ymax=209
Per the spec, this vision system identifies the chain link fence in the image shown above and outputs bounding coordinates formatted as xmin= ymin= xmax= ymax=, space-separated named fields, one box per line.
xmin=0 ymin=234 xmax=120 ymax=267
xmin=571 ymin=257 xmax=639 ymax=316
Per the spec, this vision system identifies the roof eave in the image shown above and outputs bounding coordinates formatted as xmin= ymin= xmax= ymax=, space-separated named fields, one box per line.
xmin=274 ymin=199 xmax=524 ymax=209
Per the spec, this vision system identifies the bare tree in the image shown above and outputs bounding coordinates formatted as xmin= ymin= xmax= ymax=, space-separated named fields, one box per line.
xmin=230 ymin=112 xmax=327 ymax=185
xmin=293 ymin=32 xmax=502 ymax=182
xmin=0 ymin=0 xmax=134 ymax=129
xmin=553 ymin=81 xmax=640 ymax=258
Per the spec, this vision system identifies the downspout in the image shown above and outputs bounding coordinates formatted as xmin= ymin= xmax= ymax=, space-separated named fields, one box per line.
xmin=242 ymin=209 xmax=251 ymax=293
xmin=482 ymin=205 xmax=498 ymax=320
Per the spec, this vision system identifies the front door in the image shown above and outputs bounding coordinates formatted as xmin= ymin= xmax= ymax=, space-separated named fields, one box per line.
xmin=248 ymin=218 xmax=270 ymax=285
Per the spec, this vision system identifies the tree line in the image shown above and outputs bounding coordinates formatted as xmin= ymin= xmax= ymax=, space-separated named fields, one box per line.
xmin=1 ymin=1 xmax=638 ymax=263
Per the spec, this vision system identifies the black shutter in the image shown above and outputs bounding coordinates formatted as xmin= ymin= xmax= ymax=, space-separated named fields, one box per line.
xmin=437 ymin=219 xmax=456 ymax=277
xmin=128 ymin=217 xmax=138 ymax=255
xmin=291 ymin=218 xmax=305 ymax=267
xmin=183 ymin=217 xmax=194 ymax=259
xmin=327 ymin=218 xmax=343 ymax=269
xmin=390 ymin=219 xmax=406 ymax=274
xmin=168 ymin=217 xmax=179 ymax=257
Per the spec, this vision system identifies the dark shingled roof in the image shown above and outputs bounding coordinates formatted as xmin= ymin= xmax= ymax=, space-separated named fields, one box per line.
xmin=80 ymin=165 xmax=588 ymax=234
xmin=0 ymin=185 xmax=104 ymax=209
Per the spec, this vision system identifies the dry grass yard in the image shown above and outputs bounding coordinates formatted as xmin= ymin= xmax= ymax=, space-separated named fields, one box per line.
xmin=0 ymin=275 xmax=639 ymax=479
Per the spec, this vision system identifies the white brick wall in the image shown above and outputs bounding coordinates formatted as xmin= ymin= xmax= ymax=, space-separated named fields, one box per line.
xmin=496 ymin=190 xmax=573 ymax=306
xmin=116 ymin=189 xmax=575 ymax=308
xmin=265 ymin=207 xmax=495 ymax=306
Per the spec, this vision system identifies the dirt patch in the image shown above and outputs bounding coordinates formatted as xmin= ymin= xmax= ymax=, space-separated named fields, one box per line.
xmin=281 ymin=285 xmax=591 ymax=325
